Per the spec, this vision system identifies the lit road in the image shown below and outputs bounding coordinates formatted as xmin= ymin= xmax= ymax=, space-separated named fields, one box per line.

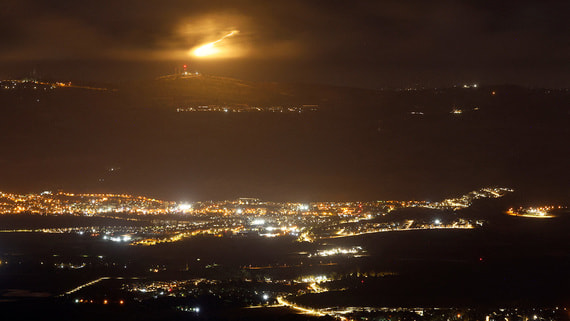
xmin=276 ymin=296 xmax=326 ymax=317
xmin=60 ymin=277 xmax=111 ymax=296
xmin=323 ymin=225 xmax=474 ymax=240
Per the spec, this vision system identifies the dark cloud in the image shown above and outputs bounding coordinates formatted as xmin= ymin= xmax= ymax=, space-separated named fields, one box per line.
xmin=1 ymin=0 xmax=567 ymax=87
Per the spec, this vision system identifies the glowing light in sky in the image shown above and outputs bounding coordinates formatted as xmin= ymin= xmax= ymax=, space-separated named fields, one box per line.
xmin=192 ymin=30 xmax=239 ymax=57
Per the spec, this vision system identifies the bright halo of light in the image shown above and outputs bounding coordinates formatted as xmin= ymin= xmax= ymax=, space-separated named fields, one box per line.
xmin=193 ymin=43 xmax=218 ymax=57
xmin=177 ymin=203 xmax=192 ymax=212
xmin=191 ymin=30 xmax=239 ymax=58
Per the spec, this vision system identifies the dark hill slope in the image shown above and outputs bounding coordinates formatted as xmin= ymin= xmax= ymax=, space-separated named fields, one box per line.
xmin=0 ymin=79 xmax=567 ymax=201
xmin=122 ymin=74 xmax=379 ymax=107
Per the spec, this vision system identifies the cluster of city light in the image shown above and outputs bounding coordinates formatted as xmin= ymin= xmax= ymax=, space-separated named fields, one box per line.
xmin=260 ymin=225 xmax=300 ymax=238
xmin=275 ymin=298 xmax=566 ymax=321
xmin=506 ymin=206 xmax=564 ymax=219
xmin=177 ymin=104 xmax=319 ymax=113
xmin=125 ymin=278 xmax=279 ymax=310
xmin=0 ymin=79 xmax=70 ymax=91
xmin=279 ymin=272 xmax=564 ymax=321
xmin=0 ymin=79 xmax=110 ymax=91
xmin=308 ymin=246 xmax=365 ymax=258
xmin=103 ymin=234 xmax=132 ymax=242
xmin=55 ymin=262 xmax=86 ymax=269
xmin=100 ymin=267 xmax=566 ymax=321
xmin=0 ymin=188 xmax=512 ymax=247
xmin=0 ymin=223 xmax=202 ymax=237
xmin=300 ymin=275 xmax=331 ymax=284
xmin=125 ymin=280 xmax=199 ymax=294
xmin=177 ymin=306 xmax=200 ymax=313
xmin=309 ymin=219 xmax=477 ymax=241
xmin=0 ymin=190 xmax=177 ymax=215
xmin=422 ymin=187 xmax=513 ymax=210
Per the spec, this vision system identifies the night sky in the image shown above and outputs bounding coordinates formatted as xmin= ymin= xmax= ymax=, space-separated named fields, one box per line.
xmin=0 ymin=1 xmax=568 ymax=202
xmin=1 ymin=0 xmax=568 ymax=88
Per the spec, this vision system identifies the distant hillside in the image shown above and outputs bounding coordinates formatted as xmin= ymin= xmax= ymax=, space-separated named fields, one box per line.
xmin=122 ymin=74 xmax=379 ymax=107
xmin=0 ymin=77 xmax=567 ymax=202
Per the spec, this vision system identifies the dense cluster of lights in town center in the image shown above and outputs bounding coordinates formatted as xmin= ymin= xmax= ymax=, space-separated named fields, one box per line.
xmin=0 ymin=188 xmax=531 ymax=246
xmin=0 ymin=187 xmax=513 ymax=216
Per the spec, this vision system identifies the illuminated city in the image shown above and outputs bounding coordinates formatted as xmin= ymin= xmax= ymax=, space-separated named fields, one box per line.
xmin=506 ymin=206 xmax=565 ymax=219
xmin=176 ymin=104 xmax=319 ymax=113
xmin=0 ymin=188 xmax=510 ymax=246
xmin=1 ymin=0 xmax=568 ymax=320
xmin=0 ymin=192 xmax=567 ymax=317
xmin=1 ymin=185 xmax=568 ymax=319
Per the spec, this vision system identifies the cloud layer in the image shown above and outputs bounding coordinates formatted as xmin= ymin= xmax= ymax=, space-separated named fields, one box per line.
xmin=1 ymin=0 xmax=567 ymax=87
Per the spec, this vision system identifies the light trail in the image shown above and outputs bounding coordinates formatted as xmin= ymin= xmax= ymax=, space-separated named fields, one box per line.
xmin=276 ymin=296 xmax=326 ymax=317
xmin=193 ymin=30 xmax=239 ymax=57
xmin=60 ymin=277 xmax=111 ymax=296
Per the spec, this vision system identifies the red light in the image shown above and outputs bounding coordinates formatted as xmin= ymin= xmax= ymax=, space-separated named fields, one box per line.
xmin=183 ymin=65 xmax=187 ymax=69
